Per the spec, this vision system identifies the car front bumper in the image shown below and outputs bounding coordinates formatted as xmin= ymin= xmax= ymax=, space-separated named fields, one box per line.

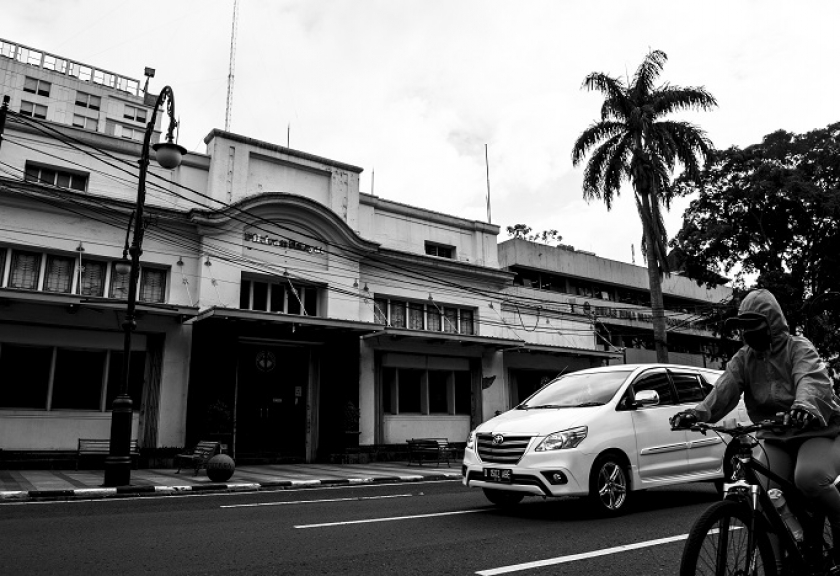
xmin=461 ymin=446 xmax=595 ymax=497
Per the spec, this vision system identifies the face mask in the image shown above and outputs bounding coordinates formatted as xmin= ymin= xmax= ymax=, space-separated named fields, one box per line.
xmin=743 ymin=328 xmax=771 ymax=352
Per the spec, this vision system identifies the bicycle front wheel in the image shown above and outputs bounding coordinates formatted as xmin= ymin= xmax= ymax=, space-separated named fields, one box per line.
xmin=680 ymin=500 xmax=777 ymax=576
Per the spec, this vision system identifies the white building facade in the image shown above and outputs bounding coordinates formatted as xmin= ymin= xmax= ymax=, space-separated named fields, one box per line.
xmin=0 ymin=38 xmax=728 ymax=463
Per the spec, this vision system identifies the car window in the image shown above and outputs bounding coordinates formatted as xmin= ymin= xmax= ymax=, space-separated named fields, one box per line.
xmin=672 ymin=372 xmax=707 ymax=404
xmin=519 ymin=370 xmax=632 ymax=408
xmin=631 ymin=371 xmax=674 ymax=406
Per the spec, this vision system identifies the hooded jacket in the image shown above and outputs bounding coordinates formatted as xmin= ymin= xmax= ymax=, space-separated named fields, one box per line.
xmin=692 ymin=289 xmax=840 ymax=441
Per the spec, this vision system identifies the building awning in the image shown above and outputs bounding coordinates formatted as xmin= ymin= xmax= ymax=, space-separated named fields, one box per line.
xmin=363 ymin=327 xmax=524 ymax=349
xmin=505 ymin=343 xmax=624 ymax=360
xmin=191 ymin=307 xmax=384 ymax=333
xmin=0 ymin=289 xmax=199 ymax=320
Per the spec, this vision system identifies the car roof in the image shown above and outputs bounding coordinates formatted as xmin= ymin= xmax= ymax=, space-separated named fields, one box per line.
xmin=570 ymin=363 xmax=723 ymax=377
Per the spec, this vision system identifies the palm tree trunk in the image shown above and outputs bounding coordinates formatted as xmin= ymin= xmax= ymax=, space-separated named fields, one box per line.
xmin=640 ymin=192 xmax=669 ymax=363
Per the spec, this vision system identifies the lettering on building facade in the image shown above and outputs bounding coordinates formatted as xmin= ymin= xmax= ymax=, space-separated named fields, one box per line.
xmin=244 ymin=232 xmax=324 ymax=254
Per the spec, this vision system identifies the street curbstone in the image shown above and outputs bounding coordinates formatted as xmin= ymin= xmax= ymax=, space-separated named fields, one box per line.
xmin=0 ymin=468 xmax=462 ymax=503
xmin=0 ymin=490 xmax=29 ymax=501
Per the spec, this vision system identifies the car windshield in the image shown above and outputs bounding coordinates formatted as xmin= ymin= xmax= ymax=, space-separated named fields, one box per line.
xmin=519 ymin=370 xmax=632 ymax=409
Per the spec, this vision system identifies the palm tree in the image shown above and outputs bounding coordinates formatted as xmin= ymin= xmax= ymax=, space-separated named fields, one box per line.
xmin=572 ymin=50 xmax=717 ymax=362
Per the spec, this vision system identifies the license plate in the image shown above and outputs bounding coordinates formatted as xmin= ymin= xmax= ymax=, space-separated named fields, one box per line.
xmin=483 ymin=468 xmax=512 ymax=483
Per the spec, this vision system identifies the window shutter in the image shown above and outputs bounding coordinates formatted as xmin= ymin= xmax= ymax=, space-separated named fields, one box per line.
xmin=44 ymin=255 xmax=73 ymax=293
xmin=110 ymin=265 xmax=130 ymax=298
xmin=140 ymin=268 xmax=166 ymax=303
xmin=80 ymin=261 xmax=105 ymax=296
xmin=9 ymin=251 xmax=41 ymax=289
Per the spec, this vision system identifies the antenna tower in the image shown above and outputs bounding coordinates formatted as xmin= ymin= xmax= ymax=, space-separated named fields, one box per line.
xmin=224 ymin=0 xmax=239 ymax=132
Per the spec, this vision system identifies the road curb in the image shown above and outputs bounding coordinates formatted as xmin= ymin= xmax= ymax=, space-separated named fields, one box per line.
xmin=0 ymin=472 xmax=463 ymax=503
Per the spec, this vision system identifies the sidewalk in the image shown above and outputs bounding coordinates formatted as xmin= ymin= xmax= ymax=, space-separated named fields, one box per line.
xmin=0 ymin=461 xmax=463 ymax=503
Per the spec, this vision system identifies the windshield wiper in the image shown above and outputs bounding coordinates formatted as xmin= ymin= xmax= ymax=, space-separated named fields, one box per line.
xmin=528 ymin=404 xmax=567 ymax=409
xmin=572 ymin=401 xmax=605 ymax=407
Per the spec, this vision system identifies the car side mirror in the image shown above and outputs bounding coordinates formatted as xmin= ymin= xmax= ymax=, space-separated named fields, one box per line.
xmin=634 ymin=389 xmax=660 ymax=407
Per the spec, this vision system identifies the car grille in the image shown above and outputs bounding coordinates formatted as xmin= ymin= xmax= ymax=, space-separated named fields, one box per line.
xmin=466 ymin=470 xmax=551 ymax=496
xmin=476 ymin=433 xmax=532 ymax=464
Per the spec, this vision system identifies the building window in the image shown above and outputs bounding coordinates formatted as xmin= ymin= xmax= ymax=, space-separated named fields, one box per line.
xmin=240 ymin=278 xmax=319 ymax=316
xmin=109 ymin=264 xmax=130 ymax=299
xmin=51 ymin=349 xmax=107 ymax=410
xmin=20 ymin=100 xmax=47 ymax=119
xmin=0 ymin=344 xmax=53 ymax=409
xmin=108 ymin=263 xmax=168 ymax=303
xmin=8 ymin=250 xmax=42 ymax=290
xmin=0 ymin=344 xmax=146 ymax=411
xmin=72 ymin=114 xmax=98 ymax=131
xmin=140 ymin=268 xmax=166 ymax=303
xmin=79 ymin=260 xmax=106 ymax=297
xmin=120 ymin=125 xmax=145 ymax=141
xmin=373 ymin=296 xmax=476 ymax=335
xmin=425 ymin=242 xmax=454 ymax=259
xmin=398 ymin=369 xmax=423 ymax=413
xmin=24 ymin=163 xmax=88 ymax=191
xmin=43 ymin=255 xmax=74 ymax=294
xmin=105 ymin=351 xmax=146 ymax=407
xmin=75 ymin=91 xmax=101 ymax=111
xmin=382 ymin=364 xmax=471 ymax=416
xmin=23 ymin=76 xmax=51 ymax=97
xmin=428 ymin=371 xmax=450 ymax=413
xmin=460 ymin=310 xmax=474 ymax=335
xmin=123 ymin=105 xmax=147 ymax=124
xmin=390 ymin=301 xmax=406 ymax=328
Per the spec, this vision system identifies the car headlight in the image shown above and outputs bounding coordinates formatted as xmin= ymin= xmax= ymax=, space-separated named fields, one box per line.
xmin=466 ymin=430 xmax=476 ymax=450
xmin=534 ymin=426 xmax=587 ymax=451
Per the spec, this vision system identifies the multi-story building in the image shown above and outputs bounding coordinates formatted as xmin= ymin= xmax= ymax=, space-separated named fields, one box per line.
xmin=498 ymin=237 xmax=733 ymax=404
xmin=0 ymin=37 xmax=729 ymax=464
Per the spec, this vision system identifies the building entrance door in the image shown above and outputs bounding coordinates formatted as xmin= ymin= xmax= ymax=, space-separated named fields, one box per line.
xmin=235 ymin=344 xmax=309 ymax=460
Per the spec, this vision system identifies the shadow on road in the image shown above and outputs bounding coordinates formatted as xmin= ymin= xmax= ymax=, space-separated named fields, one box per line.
xmin=479 ymin=481 xmax=720 ymax=523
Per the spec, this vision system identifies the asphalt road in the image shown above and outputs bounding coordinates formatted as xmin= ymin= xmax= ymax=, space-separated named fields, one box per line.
xmin=0 ymin=479 xmax=721 ymax=575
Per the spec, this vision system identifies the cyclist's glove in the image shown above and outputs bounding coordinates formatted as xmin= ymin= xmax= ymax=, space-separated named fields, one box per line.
xmin=786 ymin=407 xmax=816 ymax=429
xmin=670 ymin=410 xmax=698 ymax=429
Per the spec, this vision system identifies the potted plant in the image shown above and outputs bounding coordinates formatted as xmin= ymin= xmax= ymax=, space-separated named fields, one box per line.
xmin=343 ymin=401 xmax=361 ymax=452
xmin=206 ymin=399 xmax=233 ymax=450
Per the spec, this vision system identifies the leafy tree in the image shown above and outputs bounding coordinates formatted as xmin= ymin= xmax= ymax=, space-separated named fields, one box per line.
xmin=572 ymin=50 xmax=717 ymax=362
xmin=506 ymin=224 xmax=563 ymax=245
xmin=671 ymin=122 xmax=840 ymax=374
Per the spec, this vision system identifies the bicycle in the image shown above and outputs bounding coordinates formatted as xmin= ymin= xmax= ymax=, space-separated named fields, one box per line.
xmin=676 ymin=419 xmax=840 ymax=576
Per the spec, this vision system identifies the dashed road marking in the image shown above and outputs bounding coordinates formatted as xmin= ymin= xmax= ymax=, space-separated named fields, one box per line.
xmin=295 ymin=509 xmax=485 ymax=528
xmin=221 ymin=493 xmax=413 ymax=508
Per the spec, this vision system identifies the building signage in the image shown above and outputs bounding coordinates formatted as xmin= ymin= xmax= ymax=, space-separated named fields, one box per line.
xmin=244 ymin=232 xmax=324 ymax=254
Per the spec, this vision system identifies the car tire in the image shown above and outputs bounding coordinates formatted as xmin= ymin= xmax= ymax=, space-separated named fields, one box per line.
xmin=589 ymin=455 xmax=630 ymax=515
xmin=482 ymin=488 xmax=524 ymax=507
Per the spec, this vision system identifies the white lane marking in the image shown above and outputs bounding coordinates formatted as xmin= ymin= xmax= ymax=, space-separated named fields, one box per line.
xmin=476 ymin=534 xmax=690 ymax=575
xmin=221 ymin=494 xmax=412 ymax=508
xmin=295 ymin=509 xmax=485 ymax=528
xmin=476 ymin=527 xmax=740 ymax=575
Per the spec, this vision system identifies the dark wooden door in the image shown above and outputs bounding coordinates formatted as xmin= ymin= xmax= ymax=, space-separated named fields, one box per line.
xmin=236 ymin=344 xmax=308 ymax=457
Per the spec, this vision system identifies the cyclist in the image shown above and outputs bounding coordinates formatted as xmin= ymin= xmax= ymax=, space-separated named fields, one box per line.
xmin=671 ymin=289 xmax=840 ymax=569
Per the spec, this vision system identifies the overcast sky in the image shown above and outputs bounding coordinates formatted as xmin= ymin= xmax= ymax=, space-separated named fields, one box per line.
xmin=7 ymin=1 xmax=839 ymax=265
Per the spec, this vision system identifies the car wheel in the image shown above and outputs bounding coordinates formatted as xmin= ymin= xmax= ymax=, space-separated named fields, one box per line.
xmin=589 ymin=455 xmax=629 ymax=515
xmin=482 ymin=488 xmax=524 ymax=507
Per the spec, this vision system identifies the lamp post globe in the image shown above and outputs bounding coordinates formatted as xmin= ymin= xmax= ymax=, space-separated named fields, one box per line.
xmin=103 ymin=86 xmax=183 ymax=487
xmin=153 ymin=141 xmax=187 ymax=170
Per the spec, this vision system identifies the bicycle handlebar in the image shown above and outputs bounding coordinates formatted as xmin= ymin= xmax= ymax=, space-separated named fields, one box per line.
xmin=670 ymin=419 xmax=793 ymax=436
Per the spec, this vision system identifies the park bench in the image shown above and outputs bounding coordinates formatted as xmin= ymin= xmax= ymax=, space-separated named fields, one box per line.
xmin=175 ymin=441 xmax=221 ymax=475
xmin=77 ymin=438 xmax=140 ymax=470
xmin=406 ymin=438 xmax=456 ymax=467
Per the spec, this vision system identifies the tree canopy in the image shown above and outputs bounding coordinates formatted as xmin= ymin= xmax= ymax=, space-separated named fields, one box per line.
xmin=671 ymin=122 xmax=840 ymax=369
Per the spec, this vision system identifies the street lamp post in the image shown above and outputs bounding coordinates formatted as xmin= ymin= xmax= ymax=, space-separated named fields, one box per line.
xmin=103 ymin=86 xmax=186 ymax=487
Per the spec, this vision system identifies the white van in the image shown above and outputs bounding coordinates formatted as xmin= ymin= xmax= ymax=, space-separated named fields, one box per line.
xmin=462 ymin=364 xmax=749 ymax=515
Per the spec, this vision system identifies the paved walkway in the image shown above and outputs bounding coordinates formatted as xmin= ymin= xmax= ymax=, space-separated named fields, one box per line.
xmin=0 ymin=461 xmax=463 ymax=502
